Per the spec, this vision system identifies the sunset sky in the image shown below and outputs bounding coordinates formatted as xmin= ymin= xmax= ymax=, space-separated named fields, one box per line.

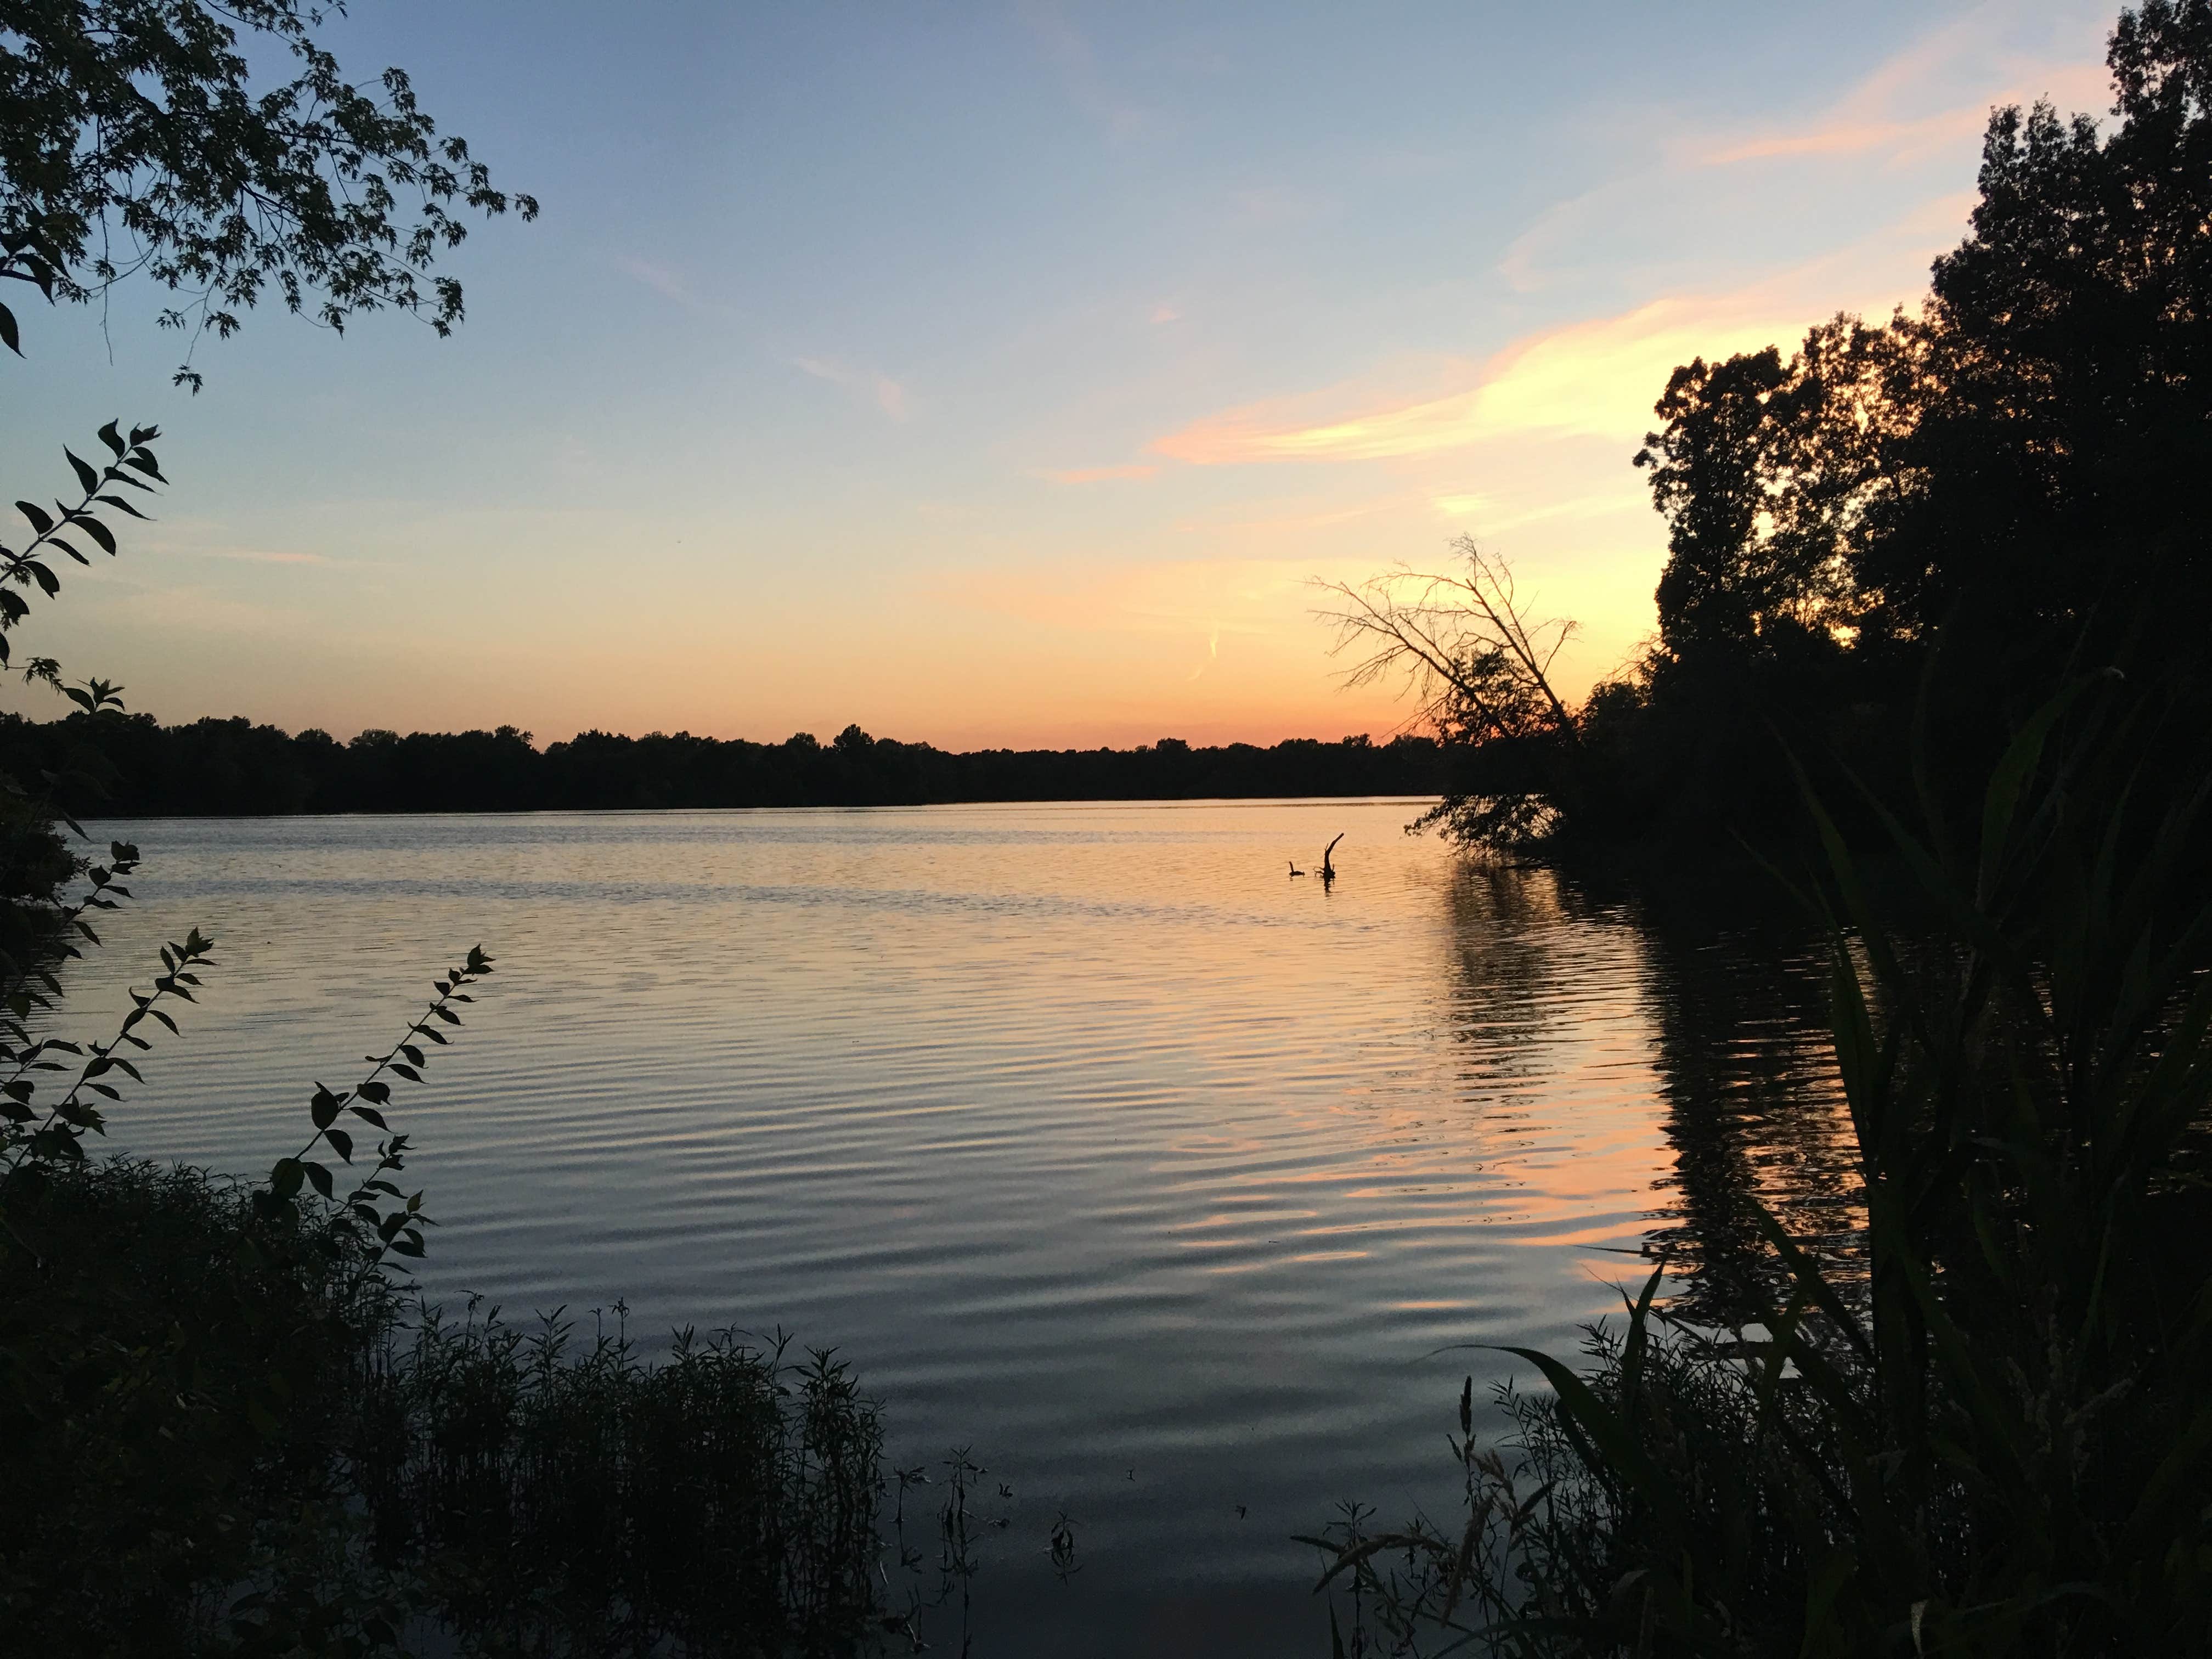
xmin=1 ymin=0 xmax=2118 ymax=749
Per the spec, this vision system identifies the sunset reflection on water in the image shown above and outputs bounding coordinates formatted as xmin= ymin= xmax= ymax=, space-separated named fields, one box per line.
xmin=77 ymin=797 xmax=1853 ymax=1656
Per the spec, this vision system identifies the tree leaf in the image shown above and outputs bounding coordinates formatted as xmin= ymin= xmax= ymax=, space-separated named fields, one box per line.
xmin=310 ymin=1086 xmax=343 ymax=1130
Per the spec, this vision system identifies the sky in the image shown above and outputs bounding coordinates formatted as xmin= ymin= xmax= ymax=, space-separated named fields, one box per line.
xmin=1 ymin=0 xmax=2121 ymax=749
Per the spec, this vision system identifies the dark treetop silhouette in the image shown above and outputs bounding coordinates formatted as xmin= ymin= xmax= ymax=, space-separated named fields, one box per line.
xmin=0 ymin=0 xmax=536 ymax=388
xmin=1334 ymin=0 xmax=2212 ymax=860
xmin=0 ymin=713 xmax=1447 ymax=816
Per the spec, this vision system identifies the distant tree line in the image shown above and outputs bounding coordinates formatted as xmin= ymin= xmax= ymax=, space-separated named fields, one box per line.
xmin=0 ymin=712 xmax=1444 ymax=816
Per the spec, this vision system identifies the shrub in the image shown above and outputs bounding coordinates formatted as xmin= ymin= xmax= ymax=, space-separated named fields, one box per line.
xmin=357 ymin=1301 xmax=884 ymax=1656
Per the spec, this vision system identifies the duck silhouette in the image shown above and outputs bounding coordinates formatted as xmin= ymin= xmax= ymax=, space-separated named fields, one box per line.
xmin=1288 ymin=860 xmax=1305 ymax=877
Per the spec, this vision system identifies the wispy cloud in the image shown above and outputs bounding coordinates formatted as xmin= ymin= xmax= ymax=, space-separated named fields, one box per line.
xmin=1154 ymin=199 xmax=1965 ymax=467
xmin=931 ymin=554 xmax=1318 ymax=637
xmin=1447 ymin=492 xmax=1649 ymax=535
xmin=1173 ymin=496 xmax=1403 ymax=535
xmin=1037 ymin=464 xmax=1158 ymax=484
xmin=1694 ymin=7 xmax=2110 ymax=170
xmin=119 ymin=526 xmax=347 ymax=568
xmin=109 ymin=585 xmax=308 ymax=635
xmin=613 ymin=255 xmax=757 ymax=329
xmin=1499 ymin=4 xmax=2106 ymax=296
xmin=1187 ymin=624 xmax=1220 ymax=681
xmin=794 ymin=356 xmax=910 ymax=421
xmin=616 ymin=255 xmax=699 ymax=307
xmin=1017 ymin=0 xmax=1172 ymax=143
xmin=189 ymin=547 xmax=335 ymax=566
xmin=1704 ymin=108 xmax=1993 ymax=167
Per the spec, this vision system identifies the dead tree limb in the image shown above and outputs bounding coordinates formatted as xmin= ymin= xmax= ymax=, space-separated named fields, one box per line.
xmin=1312 ymin=536 xmax=1579 ymax=746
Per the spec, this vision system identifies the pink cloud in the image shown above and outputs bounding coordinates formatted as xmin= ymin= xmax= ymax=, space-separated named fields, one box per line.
xmin=1695 ymin=14 xmax=2111 ymax=171
xmin=1705 ymin=107 xmax=1993 ymax=166
xmin=197 ymin=548 xmax=334 ymax=566
xmin=794 ymin=356 xmax=910 ymax=422
xmin=1153 ymin=201 xmax=1966 ymax=468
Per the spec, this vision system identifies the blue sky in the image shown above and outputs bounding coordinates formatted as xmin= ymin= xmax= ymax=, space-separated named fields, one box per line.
xmin=2 ymin=0 xmax=2119 ymax=746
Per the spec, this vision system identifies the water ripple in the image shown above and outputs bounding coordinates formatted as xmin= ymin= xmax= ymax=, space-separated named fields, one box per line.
xmin=67 ymin=799 xmax=1843 ymax=1656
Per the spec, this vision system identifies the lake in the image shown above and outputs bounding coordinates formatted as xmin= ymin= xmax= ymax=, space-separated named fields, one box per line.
xmin=73 ymin=797 xmax=1854 ymax=1655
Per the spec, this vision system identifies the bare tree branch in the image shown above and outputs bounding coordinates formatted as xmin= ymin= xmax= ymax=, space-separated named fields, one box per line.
xmin=1312 ymin=537 xmax=1580 ymax=744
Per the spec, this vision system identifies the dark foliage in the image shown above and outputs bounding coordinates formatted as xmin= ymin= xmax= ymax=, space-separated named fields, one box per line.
xmin=1375 ymin=3 xmax=2212 ymax=857
xmin=359 ymin=1300 xmax=885 ymax=1657
xmin=2 ymin=1158 xmax=893 ymax=1657
xmin=0 ymin=420 xmax=166 ymax=987
xmin=0 ymin=1158 xmax=398 ymax=1654
xmin=1605 ymin=0 xmax=2212 ymax=847
xmin=0 ymin=710 xmax=1447 ymax=815
xmin=1317 ymin=544 xmax=1581 ymax=849
xmin=0 ymin=0 xmax=537 ymax=385
xmin=1317 ymin=680 xmax=2212 ymax=1655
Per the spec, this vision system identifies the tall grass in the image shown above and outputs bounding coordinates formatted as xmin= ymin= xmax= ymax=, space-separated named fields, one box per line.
xmin=0 ymin=1159 xmax=403 ymax=1652
xmin=2 ymin=1156 xmax=899 ymax=1656
xmin=356 ymin=1298 xmax=885 ymax=1656
xmin=1313 ymin=675 xmax=2212 ymax=1656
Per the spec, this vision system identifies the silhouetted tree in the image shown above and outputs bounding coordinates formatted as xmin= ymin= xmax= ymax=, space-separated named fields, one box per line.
xmin=1315 ymin=536 xmax=1579 ymax=848
xmin=1644 ymin=0 xmax=2212 ymax=690
xmin=0 ymin=0 xmax=537 ymax=385
xmin=1351 ymin=2 xmax=2212 ymax=856
xmin=0 ymin=713 xmax=1448 ymax=815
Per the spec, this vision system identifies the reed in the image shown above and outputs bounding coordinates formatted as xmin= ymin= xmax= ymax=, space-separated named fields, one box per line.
xmin=353 ymin=1296 xmax=886 ymax=1656
xmin=1312 ymin=674 xmax=2212 ymax=1656
xmin=3 ymin=1153 xmax=905 ymax=1656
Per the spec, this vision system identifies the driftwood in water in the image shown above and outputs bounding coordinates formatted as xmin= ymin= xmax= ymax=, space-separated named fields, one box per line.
xmin=1321 ymin=833 xmax=1344 ymax=885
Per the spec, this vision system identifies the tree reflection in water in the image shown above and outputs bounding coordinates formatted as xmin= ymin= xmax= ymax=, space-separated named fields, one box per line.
xmin=1438 ymin=860 xmax=1866 ymax=1327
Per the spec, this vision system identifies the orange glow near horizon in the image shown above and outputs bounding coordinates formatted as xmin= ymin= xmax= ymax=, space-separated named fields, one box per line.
xmin=0 ymin=5 xmax=2110 ymax=753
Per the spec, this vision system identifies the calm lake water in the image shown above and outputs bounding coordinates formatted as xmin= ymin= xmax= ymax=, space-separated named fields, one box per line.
xmin=74 ymin=798 xmax=1854 ymax=1655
